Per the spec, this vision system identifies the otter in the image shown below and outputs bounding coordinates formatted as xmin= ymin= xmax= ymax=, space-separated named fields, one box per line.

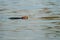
xmin=9 ymin=16 xmax=28 ymax=20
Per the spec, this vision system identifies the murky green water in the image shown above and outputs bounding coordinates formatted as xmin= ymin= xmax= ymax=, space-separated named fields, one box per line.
xmin=0 ymin=0 xmax=60 ymax=40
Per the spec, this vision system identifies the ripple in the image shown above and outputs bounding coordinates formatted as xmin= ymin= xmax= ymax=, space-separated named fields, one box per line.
xmin=40 ymin=16 xmax=60 ymax=20
xmin=0 ymin=8 xmax=8 ymax=11
xmin=48 ymin=2 xmax=56 ymax=5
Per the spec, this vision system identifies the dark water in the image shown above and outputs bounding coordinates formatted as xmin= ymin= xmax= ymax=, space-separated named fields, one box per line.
xmin=0 ymin=0 xmax=60 ymax=40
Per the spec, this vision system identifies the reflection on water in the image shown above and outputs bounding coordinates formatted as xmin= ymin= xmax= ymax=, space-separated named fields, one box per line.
xmin=0 ymin=0 xmax=60 ymax=40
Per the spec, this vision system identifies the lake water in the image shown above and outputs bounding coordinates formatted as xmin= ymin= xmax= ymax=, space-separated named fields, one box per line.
xmin=0 ymin=0 xmax=60 ymax=40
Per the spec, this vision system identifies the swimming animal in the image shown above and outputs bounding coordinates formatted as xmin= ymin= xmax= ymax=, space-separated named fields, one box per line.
xmin=9 ymin=16 xmax=28 ymax=20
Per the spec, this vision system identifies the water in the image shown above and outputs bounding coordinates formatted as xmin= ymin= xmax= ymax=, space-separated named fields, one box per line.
xmin=0 ymin=0 xmax=60 ymax=40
